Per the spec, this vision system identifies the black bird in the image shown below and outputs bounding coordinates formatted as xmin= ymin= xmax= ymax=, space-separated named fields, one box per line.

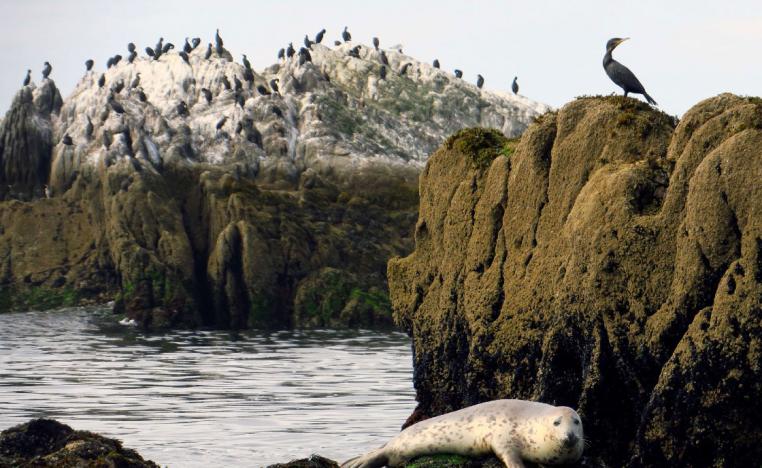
xmin=106 ymin=56 xmax=115 ymax=68
xmin=476 ymin=74 xmax=484 ymax=89
xmin=277 ymin=48 xmax=285 ymax=60
xmin=215 ymin=116 xmax=227 ymax=131
xmin=85 ymin=59 xmax=94 ymax=71
xmin=233 ymin=75 xmax=243 ymax=92
xmin=315 ymin=29 xmax=326 ymax=44
xmin=399 ymin=63 xmax=411 ymax=76
xmin=379 ymin=65 xmax=387 ymax=81
xmin=98 ymin=74 xmax=106 ymax=88
xmin=201 ymin=88 xmax=212 ymax=103
xmin=108 ymin=94 xmax=125 ymax=114
xmin=603 ymin=37 xmax=656 ymax=105
xmin=179 ymin=51 xmax=190 ymax=65
xmin=128 ymin=51 xmax=137 ymax=63
xmin=348 ymin=46 xmax=361 ymax=58
xmin=145 ymin=46 xmax=155 ymax=57
xmin=512 ymin=76 xmax=519 ymax=94
xmin=155 ymin=37 xmax=164 ymax=55
xmin=112 ymin=79 xmax=125 ymax=94
xmin=184 ymin=38 xmax=192 ymax=54
xmin=454 ymin=69 xmax=463 ymax=79
xmin=205 ymin=43 xmax=212 ymax=60
xmin=342 ymin=26 xmax=351 ymax=42
xmin=299 ymin=47 xmax=312 ymax=64
xmin=215 ymin=28 xmax=224 ymax=54
xmin=373 ymin=37 xmax=379 ymax=50
xmin=42 ymin=61 xmax=52 ymax=79
xmin=136 ymin=88 xmax=147 ymax=102
xmin=177 ymin=101 xmax=189 ymax=117
xmin=23 ymin=69 xmax=31 ymax=86
xmin=192 ymin=37 xmax=201 ymax=50
xmin=243 ymin=68 xmax=254 ymax=82
xmin=269 ymin=79 xmax=279 ymax=94
xmin=286 ymin=43 xmax=295 ymax=58
xmin=304 ymin=35 xmax=313 ymax=49
xmin=432 ymin=59 xmax=440 ymax=69
xmin=242 ymin=54 xmax=252 ymax=70
xmin=235 ymin=122 xmax=242 ymax=134
xmin=235 ymin=94 xmax=245 ymax=108
xmin=127 ymin=42 xmax=136 ymax=53
xmin=334 ymin=40 xmax=341 ymax=46
xmin=379 ymin=50 xmax=389 ymax=66
xmin=162 ymin=43 xmax=174 ymax=54
xmin=130 ymin=73 xmax=141 ymax=89
xmin=256 ymin=85 xmax=270 ymax=96
xmin=85 ymin=116 xmax=93 ymax=139
xmin=221 ymin=75 xmax=231 ymax=90
xmin=62 ymin=133 xmax=73 ymax=146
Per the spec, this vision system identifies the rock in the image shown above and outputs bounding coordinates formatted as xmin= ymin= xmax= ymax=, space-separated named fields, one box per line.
xmin=0 ymin=418 xmax=158 ymax=467
xmin=266 ymin=454 xmax=340 ymax=468
xmin=388 ymin=94 xmax=762 ymax=466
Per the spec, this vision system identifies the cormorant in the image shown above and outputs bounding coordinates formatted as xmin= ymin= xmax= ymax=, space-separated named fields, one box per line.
xmin=192 ymin=37 xmax=201 ymax=49
xmin=433 ymin=59 xmax=440 ymax=69
xmin=177 ymin=101 xmax=189 ymax=117
xmin=179 ymin=51 xmax=190 ymax=65
xmin=130 ymin=73 xmax=140 ymax=89
xmin=85 ymin=59 xmax=94 ymax=71
xmin=373 ymin=37 xmax=379 ymax=50
xmin=128 ymin=42 xmax=136 ymax=53
xmin=348 ymin=46 xmax=361 ymax=58
xmin=234 ymin=75 xmax=243 ymax=92
xmin=108 ymin=94 xmax=125 ymax=114
xmin=512 ymin=77 xmax=519 ymax=94
xmin=162 ymin=43 xmax=174 ymax=54
xmin=243 ymin=68 xmax=254 ymax=82
xmin=334 ymin=40 xmax=341 ymax=46
xmin=42 ymin=61 xmax=52 ymax=79
xmin=454 ymin=69 xmax=463 ymax=79
xmin=201 ymin=88 xmax=212 ymax=103
xmin=62 ymin=134 xmax=73 ymax=146
xmin=221 ymin=75 xmax=231 ymax=90
xmin=476 ymin=74 xmax=484 ymax=89
xmin=23 ymin=69 xmax=31 ymax=86
xmin=399 ymin=63 xmax=411 ymax=76
xmin=215 ymin=28 xmax=224 ymax=54
xmin=235 ymin=94 xmax=245 ymax=108
xmin=215 ymin=116 xmax=227 ymax=131
xmin=342 ymin=26 xmax=351 ymax=42
xmin=269 ymin=79 xmax=279 ymax=94
xmin=113 ymin=80 xmax=125 ymax=94
xmin=85 ymin=116 xmax=93 ymax=139
xmin=278 ymin=48 xmax=285 ymax=60
xmin=106 ymin=56 xmax=115 ymax=68
xmin=235 ymin=122 xmax=242 ymax=134
xmin=136 ymin=88 xmax=147 ymax=102
xmin=603 ymin=37 xmax=656 ymax=105
xmin=379 ymin=65 xmax=387 ymax=81
xmin=98 ymin=74 xmax=105 ymax=88
xmin=299 ymin=47 xmax=312 ymax=63
xmin=315 ymin=29 xmax=326 ymax=44
xmin=145 ymin=46 xmax=155 ymax=57
xmin=257 ymin=85 xmax=270 ymax=96
xmin=379 ymin=50 xmax=389 ymax=66
xmin=286 ymin=43 xmax=295 ymax=58
xmin=304 ymin=35 xmax=313 ymax=49
xmin=205 ymin=44 xmax=212 ymax=60
xmin=128 ymin=51 xmax=137 ymax=63
xmin=184 ymin=38 xmax=192 ymax=54
xmin=155 ymin=37 xmax=164 ymax=55
xmin=114 ymin=54 xmax=124 ymax=66
xmin=242 ymin=54 xmax=252 ymax=70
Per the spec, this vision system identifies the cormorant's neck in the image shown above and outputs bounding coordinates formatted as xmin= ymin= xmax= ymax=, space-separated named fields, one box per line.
xmin=603 ymin=49 xmax=614 ymax=67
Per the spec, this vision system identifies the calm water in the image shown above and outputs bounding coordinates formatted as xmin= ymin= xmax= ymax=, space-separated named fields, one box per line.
xmin=0 ymin=307 xmax=416 ymax=466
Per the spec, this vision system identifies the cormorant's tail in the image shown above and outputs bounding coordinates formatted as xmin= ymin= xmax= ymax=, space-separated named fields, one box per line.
xmin=643 ymin=92 xmax=657 ymax=106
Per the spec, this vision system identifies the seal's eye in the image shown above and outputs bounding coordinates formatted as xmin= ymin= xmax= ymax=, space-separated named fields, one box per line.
xmin=553 ymin=418 xmax=561 ymax=426
xmin=574 ymin=419 xmax=580 ymax=425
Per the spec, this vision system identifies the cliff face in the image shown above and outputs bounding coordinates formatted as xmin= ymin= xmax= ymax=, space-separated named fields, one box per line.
xmin=0 ymin=38 xmax=547 ymax=328
xmin=388 ymin=94 xmax=762 ymax=466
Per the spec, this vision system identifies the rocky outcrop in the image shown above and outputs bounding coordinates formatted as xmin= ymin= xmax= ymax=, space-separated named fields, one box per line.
xmin=0 ymin=419 xmax=158 ymax=467
xmin=388 ymin=94 xmax=762 ymax=466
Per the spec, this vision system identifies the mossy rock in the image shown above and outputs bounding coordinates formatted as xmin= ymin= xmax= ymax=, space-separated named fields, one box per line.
xmin=445 ymin=128 xmax=516 ymax=170
xmin=405 ymin=454 xmax=503 ymax=467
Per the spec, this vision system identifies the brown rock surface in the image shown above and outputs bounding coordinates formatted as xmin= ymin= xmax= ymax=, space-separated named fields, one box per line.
xmin=388 ymin=94 xmax=762 ymax=466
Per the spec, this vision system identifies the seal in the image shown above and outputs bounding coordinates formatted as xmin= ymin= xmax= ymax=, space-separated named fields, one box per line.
xmin=341 ymin=399 xmax=584 ymax=468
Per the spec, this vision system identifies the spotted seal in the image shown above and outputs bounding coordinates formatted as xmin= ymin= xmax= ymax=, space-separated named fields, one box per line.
xmin=342 ymin=399 xmax=584 ymax=468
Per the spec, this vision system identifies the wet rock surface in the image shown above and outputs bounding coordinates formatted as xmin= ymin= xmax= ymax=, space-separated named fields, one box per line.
xmin=388 ymin=94 xmax=762 ymax=467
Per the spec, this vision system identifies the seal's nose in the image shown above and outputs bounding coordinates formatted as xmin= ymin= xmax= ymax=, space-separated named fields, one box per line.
xmin=563 ymin=432 xmax=579 ymax=448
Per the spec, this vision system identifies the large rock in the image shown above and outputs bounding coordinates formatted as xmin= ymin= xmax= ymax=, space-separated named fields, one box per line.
xmin=388 ymin=94 xmax=762 ymax=466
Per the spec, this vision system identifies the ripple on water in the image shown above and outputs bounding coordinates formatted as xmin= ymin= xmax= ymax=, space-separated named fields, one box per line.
xmin=0 ymin=307 xmax=416 ymax=467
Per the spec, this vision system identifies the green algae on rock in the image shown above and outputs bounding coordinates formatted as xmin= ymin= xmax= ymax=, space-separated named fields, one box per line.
xmin=388 ymin=94 xmax=762 ymax=467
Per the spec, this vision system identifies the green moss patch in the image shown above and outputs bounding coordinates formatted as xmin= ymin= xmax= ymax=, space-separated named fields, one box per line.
xmin=445 ymin=128 xmax=513 ymax=170
xmin=0 ymin=285 xmax=79 ymax=312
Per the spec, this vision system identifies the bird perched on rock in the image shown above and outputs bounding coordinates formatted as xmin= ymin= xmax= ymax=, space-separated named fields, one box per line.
xmin=221 ymin=75 xmax=231 ymax=90
xmin=269 ymin=78 xmax=280 ymax=95
xmin=128 ymin=42 xmax=136 ymax=53
xmin=162 ymin=43 xmax=174 ymax=54
xmin=373 ymin=37 xmax=380 ymax=50
xmin=242 ymin=54 xmax=252 ymax=70
xmin=399 ymin=63 xmax=411 ymax=76
xmin=243 ymin=68 xmax=254 ymax=82
xmin=108 ymin=94 xmax=125 ymax=114
xmin=603 ymin=37 xmax=656 ymax=105
xmin=379 ymin=66 xmax=387 ymax=81
xmin=85 ymin=116 xmax=93 ymax=139
xmin=277 ymin=48 xmax=285 ymax=60
xmin=432 ymin=59 xmax=440 ymax=69
xmin=62 ymin=134 xmax=73 ymax=146
xmin=128 ymin=51 xmax=137 ymax=63
xmin=23 ymin=69 xmax=31 ymax=86
xmin=191 ymin=37 xmax=201 ymax=49
xmin=257 ymin=85 xmax=270 ymax=96
xmin=454 ymin=69 xmax=463 ymax=79
xmin=112 ymin=79 xmax=125 ymax=94
xmin=334 ymin=40 xmax=341 ymax=46
xmin=176 ymin=101 xmax=189 ymax=117
xmin=85 ymin=59 xmax=94 ymax=71
xmin=205 ymin=43 xmax=212 ymax=60
xmin=233 ymin=75 xmax=243 ymax=92
xmin=379 ymin=50 xmax=389 ymax=66
xmin=145 ymin=46 xmax=155 ymax=58
xmin=342 ymin=26 xmax=351 ymax=42
xmin=184 ymin=38 xmax=192 ymax=54
xmin=42 ymin=61 xmax=52 ymax=79
xmin=136 ymin=88 xmax=147 ymax=102
xmin=201 ymin=88 xmax=212 ymax=103
xmin=179 ymin=51 xmax=190 ymax=65
xmin=512 ymin=77 xmax=519 ymax=94
xmin=299 ymin=47 xmax=312 ymax=64
xmin=215 ymin=28 xmax=224 ymax=54
xmin=304 ymin=35 xmax=313 ymax=49
xmin=476 ymin=74 xmax=484 ymax=89
xmin=286 ymin=43 xmax=295 ymax=59
xmin=315 ymin=28 xmax=326 ymax=44
xmin=130 ymin=73 xmax=141 ymax=89
xmin=215 ymin=116 xmax=227 ymax=131
xmin=98 ymin=74 xmax=106 ymax=88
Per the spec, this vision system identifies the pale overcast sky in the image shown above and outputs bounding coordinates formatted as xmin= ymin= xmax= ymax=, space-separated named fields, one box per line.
xmin=1 ymin=0 xmax=760 ymax=116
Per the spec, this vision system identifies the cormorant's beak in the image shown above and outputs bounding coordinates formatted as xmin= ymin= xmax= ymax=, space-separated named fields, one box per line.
xmin=617 ymin=37 xmax=630 ymax=47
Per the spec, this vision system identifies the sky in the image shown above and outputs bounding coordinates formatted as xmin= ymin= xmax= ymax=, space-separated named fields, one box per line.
xmin=0 ymin=0 xmax=760 ymax=117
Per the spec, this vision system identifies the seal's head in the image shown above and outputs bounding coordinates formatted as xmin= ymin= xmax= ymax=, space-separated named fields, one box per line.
xmin=526 ymin=406 xmax=584 ymax=464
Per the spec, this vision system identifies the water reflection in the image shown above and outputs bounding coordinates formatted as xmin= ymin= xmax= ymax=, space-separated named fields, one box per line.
xmin=0 ymin=307 xmax=416 ymax=466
